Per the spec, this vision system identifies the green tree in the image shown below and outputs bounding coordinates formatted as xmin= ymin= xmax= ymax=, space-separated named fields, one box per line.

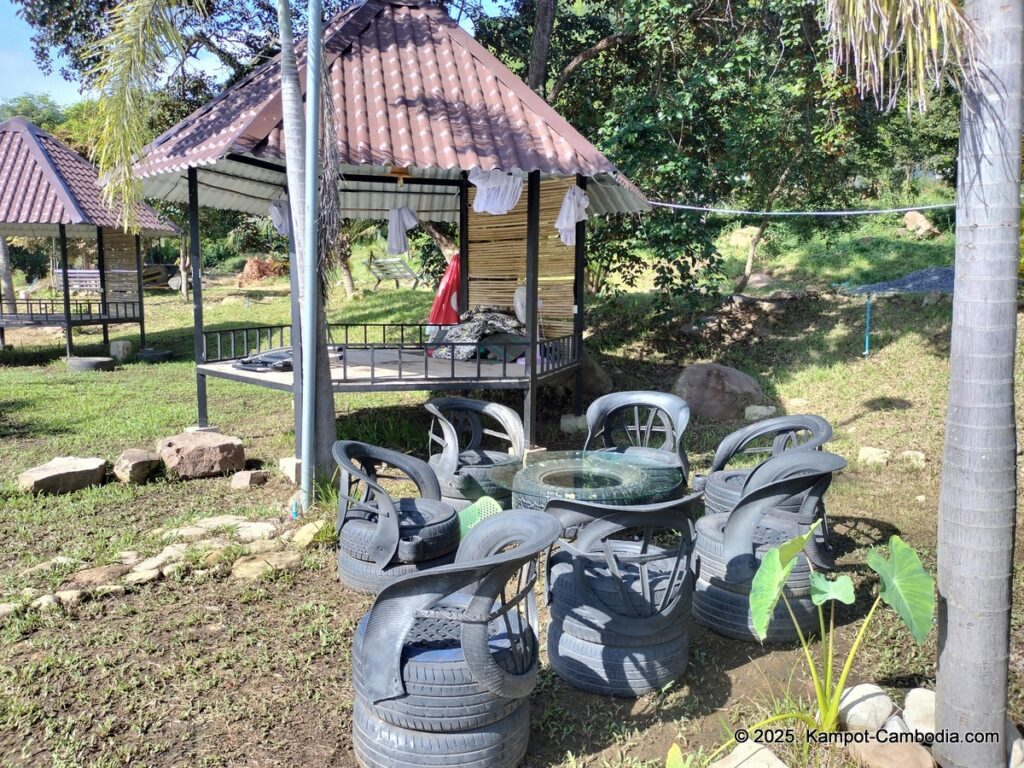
xmin=0 ymin=93 xmax=67 ymax=131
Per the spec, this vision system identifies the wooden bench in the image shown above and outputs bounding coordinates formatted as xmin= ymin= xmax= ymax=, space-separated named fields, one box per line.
xmin=365 ymin=257 xmax=421 ymax=290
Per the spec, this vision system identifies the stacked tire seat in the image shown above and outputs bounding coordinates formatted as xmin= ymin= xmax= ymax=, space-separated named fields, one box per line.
xmin=544 ymin=494 xmax=701 ymax=696
xmin=334 ymin=441 xmax=460 ymax=594
xmin=352 ymin=510 xmax=562 ymax=768
xmin=695 ymin=415 xmax=833 ymax=515
xmin=692 ymin=451 xmax=847 ymax=643
xmin=425 ymin=398 xmax=525 ymax=511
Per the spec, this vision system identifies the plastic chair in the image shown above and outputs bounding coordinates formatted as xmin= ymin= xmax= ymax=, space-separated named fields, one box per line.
xmin=425 ymin=397 xmax=525 ymax=510
xmin=583 ymin=391 xmax=691 ymax=479
xmin=692 ymin=450 xmax=847 ymax=643
xmin=695 ymin=414 xmax=833 ymax=515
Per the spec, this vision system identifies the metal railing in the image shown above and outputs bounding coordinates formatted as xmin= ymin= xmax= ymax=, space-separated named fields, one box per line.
xmin=0 ymin=297 xmax=140 ymax=322
xmin=202 ymin=324 xmax=292 ymax=363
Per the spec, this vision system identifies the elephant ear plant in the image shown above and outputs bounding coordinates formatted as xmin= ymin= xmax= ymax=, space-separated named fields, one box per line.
xmin=684 ymin=522 xmax=936 ymax=765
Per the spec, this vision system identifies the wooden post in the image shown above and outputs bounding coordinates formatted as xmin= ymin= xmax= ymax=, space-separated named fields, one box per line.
xmin=523 ymin=170 xmax=541 ymax=446
xmin=459 ymin=171 xmax=469 ymax=313
xmin=96 ymin=227 xmax=109 ymax=345
xmin=134 ymin=234 xmax=146 ymax=349
xmin=187 ymin=168 xmax=208 ymax=427
xmin=573 ymin=175 xmax=588 ymax=417
xmin=59 ymin=224 xmax=73 ymax=357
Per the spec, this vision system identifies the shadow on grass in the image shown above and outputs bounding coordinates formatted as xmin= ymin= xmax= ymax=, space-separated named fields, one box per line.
xmin=0 ymin=398 xmax=72 ymax=440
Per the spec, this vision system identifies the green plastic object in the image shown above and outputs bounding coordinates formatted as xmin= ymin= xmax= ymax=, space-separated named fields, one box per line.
xmin=458 ymin=496 xmax=505 ymax=537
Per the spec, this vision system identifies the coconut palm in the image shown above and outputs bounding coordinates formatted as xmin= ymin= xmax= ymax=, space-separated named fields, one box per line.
xmin=825 ymin=3 xmax=1019 ymax=766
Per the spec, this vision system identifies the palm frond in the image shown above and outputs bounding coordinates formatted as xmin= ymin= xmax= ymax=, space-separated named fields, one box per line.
xmin=824 ymin=0 xmax=975 ymax=112
xmin=88 ymin=0 xmax=207 ymax=232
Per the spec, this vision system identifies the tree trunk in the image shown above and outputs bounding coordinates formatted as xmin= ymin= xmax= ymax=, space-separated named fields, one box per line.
xmin=0 ymin=237 xmax=15 ymax=313
xmin=934 ymin=2 xmax=1022 ymax=766
xmin=420 ymin=221 xmax=459 ymax=262
xmin=276 ymin=0 xmax=336 ymax=480
xmin=178 ymin=234 xmax=189 ymax=301
xmin=527 ymin=0 xmax=555 ymax=95
xmin=734 ymin=218 xmax=769 ymax=293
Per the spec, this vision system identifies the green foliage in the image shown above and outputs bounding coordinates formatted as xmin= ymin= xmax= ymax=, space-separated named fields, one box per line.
xmin=6 ymin=242 xmax=50 ymax=283
xmin=0 ymin=93 xmax=67 ymax=132
xmin=750 ymin=523 xmax=821 ymax=641
xmin=809 ymin=571 xmax=855 ymax=607
xmin=866 ymin=535 xmax=936 ymax=644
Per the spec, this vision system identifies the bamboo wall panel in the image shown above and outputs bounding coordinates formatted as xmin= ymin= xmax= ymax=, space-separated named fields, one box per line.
xmin=101 ymin=228 xmax=140 ymax=300
xmin=467 ymin=176 xmax=577 ymax=338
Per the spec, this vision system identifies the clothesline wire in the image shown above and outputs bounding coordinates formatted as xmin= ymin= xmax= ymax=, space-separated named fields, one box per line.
xmin=645 ymin=200 xmax=956 ymax=217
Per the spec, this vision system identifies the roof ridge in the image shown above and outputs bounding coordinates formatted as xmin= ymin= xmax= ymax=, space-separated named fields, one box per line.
xmin=6 ymin=118 xmax=89 ymax=224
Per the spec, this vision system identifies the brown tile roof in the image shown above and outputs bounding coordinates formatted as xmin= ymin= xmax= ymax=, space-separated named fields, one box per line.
xmin=0 ymin=117 xmax=178 ymax=238
xmin=137 ymin=0 xmax=647 ymax=216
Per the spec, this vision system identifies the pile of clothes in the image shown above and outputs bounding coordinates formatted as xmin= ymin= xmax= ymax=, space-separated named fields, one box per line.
xmin=430 ymin=306 xmax=528 ymax=361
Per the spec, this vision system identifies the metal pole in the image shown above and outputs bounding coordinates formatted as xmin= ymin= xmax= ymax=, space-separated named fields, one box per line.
xmin=59 ymin=224 xmax=73 ymax=357
xmin=458 ymin=171 xmax=469 ymax=313
xmin=300 ymin=0 xmax=323 ymax=512
xmin=573 ymin=175 xmax=587 ymax=417
xmin=96 ymin=227 xmax=109 ymax=345
xmin=187 ymin=168 xmax=208 ymax=426
xmin=523 ymin=170 xmax=540 ymax=446
xmin=134 ymin=234 xmax=146 ymax=349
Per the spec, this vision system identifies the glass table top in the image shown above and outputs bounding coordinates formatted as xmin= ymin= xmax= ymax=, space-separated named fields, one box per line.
xmin=490 ymin=449 xmax=684 ymax=505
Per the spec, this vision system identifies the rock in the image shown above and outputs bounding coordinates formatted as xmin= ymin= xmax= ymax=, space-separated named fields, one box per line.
xmin=290 ymin=520 xmax=327 ymax=550
xmin=915 ymin=495 xmax=926 ymax=504
xmin=113 ymin=449 xmax=162 ymax=484
xmin=117 ymin=550 xmax=142 ymax=567
xmin=134 ymin=543 xmax=188 ymax=573
xmin=559 ymin=414 xmax=588 ymax=434
xmin=244 ymin=539 xmax=280 ymax=555
xmin=231 ymin=550 xmax=302 ymax=580
xmin=191 ymin=537 xmax=230 ymax=552
xmin=838 ymin=683 xmax=894 ymax=731
xmin=93 ymin=584 xmax=125 ymax=599
xmin=156 ymin=432 xmax=245 ymax=480
xmin=858 ymin=447 xmax=891 ymax=467
xmin=193 ymin=514 xmax=247 ymax=530
xmin=30 ymin=595 xmax=60 ymax=613
xmin=745 ymin=405 xmax=778 ymax=420
xmin=848 ymin=738 xmax=934 ymax=768
xmin=162 ymin=525 xmax=208 ymax=541
xmin=902 ymin=688 xmax=935 ymax=740
xmin=279 ymin=456 xmax=301 ymax=484
xmin=68 ymin=563 xmax=130 ymax=588
xmin=708 ymin=741 xmax=788 ymax=767
xmin=18 ymin=556 xmax=82 ymax=578
xmin=109 ymin=340 xmax=133 ymax=361
xmin=203 ymin=548 xmax=228 ymax=566
xmin=18 ymin=456 xmax=107 ymax=494
xmin=125 ymin=568 xmax=162 ymax=586
xmin=883 ymin=715 xmax=910 ymax=735
xmin=0 ymin=603 xmax=21 ymax=622
xmin=899 ymin=450 xmax=926 ymax=469
xmin=162 ymin=562 xmax=186 ymax=579
xmin=233 ymin=521 xmax=277 ymax=542
xmin=903 ymin=210 xmax=940 ymax=237
xmin=54 ymin=590 xmax=84 ymax=608
xmin=231 ymin=470 xmax=269 ymax=490
xmin=672 ymin=363 xmax=765 ymax=421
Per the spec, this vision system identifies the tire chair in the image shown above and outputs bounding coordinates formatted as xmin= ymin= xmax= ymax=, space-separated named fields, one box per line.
xmin=583 ymin=391 xmax=692 ymax=483
xmin=694 ymin=414 xmax=833 ymax=515
xmin=334 ymin=440 xmax=460 ymax=595
xmin=352 ymin=509 xmax=562 ymax=768
xmin=692 ymin=451 xmax=847 ymax=643
xmin=543 ymin=492 xmax=702 ymax=696
xmin=424 ymin=397 xmax=525 ymax=512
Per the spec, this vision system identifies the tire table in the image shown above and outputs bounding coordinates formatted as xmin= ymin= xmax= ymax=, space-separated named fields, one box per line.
xmin=489 ymin=450 xmax=685 ymax=510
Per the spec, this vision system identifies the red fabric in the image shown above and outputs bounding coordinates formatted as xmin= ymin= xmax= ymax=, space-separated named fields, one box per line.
xmin=429 ymin=256 xmax=461 ymax=325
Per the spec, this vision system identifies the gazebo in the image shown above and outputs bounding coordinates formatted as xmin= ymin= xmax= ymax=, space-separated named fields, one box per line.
xmin=0 ymin=117 xmax=177 ymax=354
xmin=135 ymin=0 xmax=647 ymax=443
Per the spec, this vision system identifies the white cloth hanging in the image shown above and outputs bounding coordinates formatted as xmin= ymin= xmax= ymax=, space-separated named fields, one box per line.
xmin=468 ymin=168 xmax=524 ymax=215
xmin=269 ymin=200 xmax=290 ymax=237
xmin=555 ymin=185 xmax=590 ymax=246
xmin=387 ymin=207 xmax=419 ymax=255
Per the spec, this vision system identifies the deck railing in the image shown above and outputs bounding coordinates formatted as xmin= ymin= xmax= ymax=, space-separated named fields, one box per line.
xmin=202 ymin=324 xmax=292 ymax=363
xmin=0 ymin=297 xmax=140 ymax=322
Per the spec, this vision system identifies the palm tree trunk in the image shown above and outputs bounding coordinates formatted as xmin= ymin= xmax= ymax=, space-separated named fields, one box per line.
xmin=338 ymin=259 xmax=356 ymax=298
xmin=934 ymin=2 xmax=1022 ymax=765
xmin=276 ymin=0 xmax=336 ymax=479
xmin=0 ymin=237 xmax=15 ymax=313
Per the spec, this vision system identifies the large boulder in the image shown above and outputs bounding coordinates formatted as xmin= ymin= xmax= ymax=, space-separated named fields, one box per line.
xmin=672 ymin=363 xmax=765 ymax=421
xmin=157 ymin=432 xmax=245 ymax=480
xmin=18 ymin=457 xmax=107 ymax=494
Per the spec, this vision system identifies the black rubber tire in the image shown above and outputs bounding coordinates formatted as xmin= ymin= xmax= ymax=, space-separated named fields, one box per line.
xmin=702 ymin=469 xmax=750 ymax=515
xmin=510 ymin=458 xmax=655 ymax=511
xmin=339 ymin=499 xmax=459 ymax=564
xmin=430 ymin=451 xmax=520 ymax=502
xmin=549 ymin=598 xmax=691 ymax=647
xmin=67 ymin=356 xmax=115 ymax=372
xmin=352 ymin=613 xmax=525 ymax=732
xmin=338 ymin=549 xmax=456 ymax=595
xmin=135 ymin=348 xmax=174 ymax=363
xmin=547 ymin=620 xmax=689 ymax=697
xmin=548 ymin=549 xmax=679 ymax=616
xmin=353 ymin=697 xmax=529 ymax=768
xmin=692 ymin=577 xmax=818 ymax=643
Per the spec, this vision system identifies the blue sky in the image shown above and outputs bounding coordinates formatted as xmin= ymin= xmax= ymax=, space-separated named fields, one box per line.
xmin=0 ymin=0 xmax=506 ymax=107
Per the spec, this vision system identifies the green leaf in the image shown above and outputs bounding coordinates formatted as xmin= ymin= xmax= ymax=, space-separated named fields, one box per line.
xmin=866 ymin=535 xmax=936 ymax=644
xmin=809 ymin=572 xmax=855 ymax=606
xmin=778 ymin=519 xmax=821 ymax=566
xmin=749 ymin=548 xmax=797 ymax=641
xmin=666 ymin=743 xmax=686 ymax=768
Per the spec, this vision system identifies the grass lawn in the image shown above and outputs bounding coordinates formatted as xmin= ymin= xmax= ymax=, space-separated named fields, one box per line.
xmin=0 ymin=227 xmax=1022 ymax=768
